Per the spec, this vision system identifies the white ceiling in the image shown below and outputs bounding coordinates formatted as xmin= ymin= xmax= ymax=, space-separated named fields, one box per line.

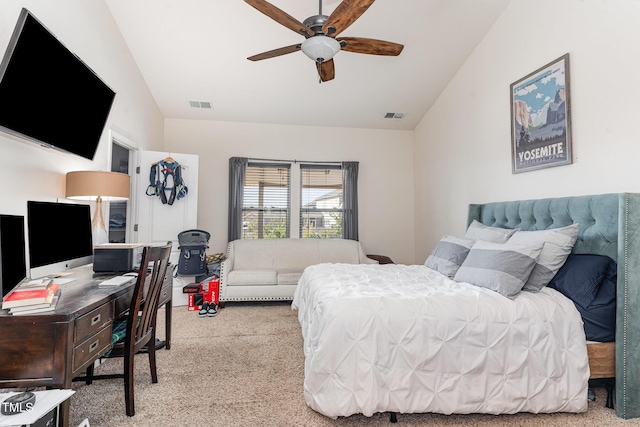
xmin=105 ymin=0 xmax=511 ymax=131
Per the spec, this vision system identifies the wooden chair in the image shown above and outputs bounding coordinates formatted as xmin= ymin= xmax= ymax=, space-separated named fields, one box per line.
xmin=84 ymin=243 xmax=172 ymax=416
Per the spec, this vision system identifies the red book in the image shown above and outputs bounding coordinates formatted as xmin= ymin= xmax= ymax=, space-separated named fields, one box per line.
xmin=13 ymin=282 xmax=60 ymax=294
xmin=2 ymin=288 xmax=54 ymax=309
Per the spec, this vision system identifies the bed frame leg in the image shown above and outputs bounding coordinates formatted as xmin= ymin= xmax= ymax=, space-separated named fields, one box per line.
xmin=389 ymin=412 xmax=397 ymax=423
xmin=605 ymin=379 xmax=615 ymax=409
xmin=588 ymin=378 xmax=615 ymax=409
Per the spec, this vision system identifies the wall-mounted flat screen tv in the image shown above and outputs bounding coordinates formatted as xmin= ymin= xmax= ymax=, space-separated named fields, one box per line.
xmin=0 ymin=8 xmax=116 ymax=160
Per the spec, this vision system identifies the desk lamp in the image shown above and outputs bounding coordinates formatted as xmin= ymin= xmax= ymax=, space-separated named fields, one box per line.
xmin=65 ymin=171 xmax=130 ymax=245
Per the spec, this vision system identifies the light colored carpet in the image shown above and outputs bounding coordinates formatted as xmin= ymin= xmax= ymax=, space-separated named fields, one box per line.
xmin=68 ymin=302 xmax=639 ymax=427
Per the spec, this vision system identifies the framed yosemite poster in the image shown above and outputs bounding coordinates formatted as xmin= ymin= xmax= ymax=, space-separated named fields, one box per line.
xmin=510 ymin=53 xmax=572 ymax=173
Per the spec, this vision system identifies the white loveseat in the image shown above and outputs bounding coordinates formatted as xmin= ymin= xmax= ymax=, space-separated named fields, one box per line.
xmin=220 ymin=238 xmax=377 ymax=302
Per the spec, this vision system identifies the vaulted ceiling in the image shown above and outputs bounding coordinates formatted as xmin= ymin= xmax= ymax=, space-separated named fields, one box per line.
xmin=105 ymin=0 xmax=511 ymax=131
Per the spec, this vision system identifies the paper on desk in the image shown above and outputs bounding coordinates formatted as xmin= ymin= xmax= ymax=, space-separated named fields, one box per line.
xmin=0 ymin=389 xmax=75 ymax=426
xmin=98 ymin=276 xmax=135 ymax=287
xmin=52 ymin=278 xmax=76 ymax=285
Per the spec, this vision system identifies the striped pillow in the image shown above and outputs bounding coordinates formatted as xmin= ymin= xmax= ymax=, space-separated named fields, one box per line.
xmin=508 ymin=223 xmax=580 ymax=292
xmin=464 ymin=220 xmax=518 ymax=243
xmin=424 ymin=236 xmax=475 ymax=278
xmin=453 ymin=240 xmax=544 ymax=299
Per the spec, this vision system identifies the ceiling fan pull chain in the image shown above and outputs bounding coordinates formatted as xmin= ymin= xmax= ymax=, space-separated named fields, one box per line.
xmin=316 ymin=60 xmax=322 ymax=84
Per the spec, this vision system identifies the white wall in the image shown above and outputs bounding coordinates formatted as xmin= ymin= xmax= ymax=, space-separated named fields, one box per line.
xmin=10 ymin=0 xmax=636 ymax=269
xmin=164 ymin=119 xmax=416 ymax=264
xmin=413 ymin=0 xmax=640 ymax=263
xmin=0 ymin=1 xmax=163 ymax=267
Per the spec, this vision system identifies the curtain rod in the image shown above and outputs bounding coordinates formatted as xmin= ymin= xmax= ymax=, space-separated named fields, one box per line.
xmin=248 ymin=157 xmax=342 ymax=165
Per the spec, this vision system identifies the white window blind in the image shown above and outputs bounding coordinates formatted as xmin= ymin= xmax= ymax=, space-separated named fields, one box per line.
xmin=299 ymin=164 xmax=343 ymax=238
xmin=242 ymin=163 xmax=290 ymax=239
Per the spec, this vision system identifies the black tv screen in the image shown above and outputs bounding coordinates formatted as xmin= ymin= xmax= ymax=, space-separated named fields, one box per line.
xmin=0 ymin=8 xmax=115 ymax=160
xmin=27 ymin=201 xmax=93 ymax=279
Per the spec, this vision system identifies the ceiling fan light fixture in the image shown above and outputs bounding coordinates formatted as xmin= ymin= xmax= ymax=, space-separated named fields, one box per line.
xmin=301 ymin=35 xmax=341 ymax=62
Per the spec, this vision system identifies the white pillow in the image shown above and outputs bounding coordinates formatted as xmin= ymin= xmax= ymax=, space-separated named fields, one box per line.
xmin=453 ymin=240 xmax=544 ymax=299
xmin=464 ymin=220 xmax=518 ymax=243
xmin=507 ymin=223 xmax=579 ymax=292
xmin=424 ymin=236 xmax=475 ymax=278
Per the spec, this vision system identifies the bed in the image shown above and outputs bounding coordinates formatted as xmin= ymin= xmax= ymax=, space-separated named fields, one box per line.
xmin=292 ymin=193 xmax=640 ymax=420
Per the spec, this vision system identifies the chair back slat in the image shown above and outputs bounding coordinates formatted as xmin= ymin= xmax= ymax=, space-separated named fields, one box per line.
xmin=125 ymin=243 xmax=172 ymax=353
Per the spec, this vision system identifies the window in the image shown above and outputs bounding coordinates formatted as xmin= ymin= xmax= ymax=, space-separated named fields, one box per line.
xmin=300 ymin=164 xmax=343 ymax=238
xmin=229 ymin=157 xmax=358 ymax=241
xmin=241 ymin=163 xmax=290 ymax=239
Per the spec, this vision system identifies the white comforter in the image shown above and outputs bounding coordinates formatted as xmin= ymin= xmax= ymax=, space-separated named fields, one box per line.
xmin=292 ymin=263 xmax=589 ymax=419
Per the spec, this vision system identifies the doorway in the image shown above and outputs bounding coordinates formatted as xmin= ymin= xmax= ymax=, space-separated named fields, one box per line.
xmin=109 ymin=143 xmax=129 ymax=243
xmin=108 ymin=131 xmax=139 ymax=244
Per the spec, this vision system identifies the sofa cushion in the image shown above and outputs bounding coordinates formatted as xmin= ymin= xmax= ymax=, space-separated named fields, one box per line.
xmin=318 ymin=239 xmax=363 ymax=264
xmin=232 ymin=239 xmax=277 ymax=270
xmin=227 ymin=270 xmax=277 ymax=286
xmin=276 ymin=239 xmax=320 ymax=270
xmin=277 ymin=269 xmax=303 ymax=285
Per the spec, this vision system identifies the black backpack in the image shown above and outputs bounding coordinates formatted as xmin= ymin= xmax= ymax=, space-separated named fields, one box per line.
xmin=177 ymin=229 xmax=210 ymax=276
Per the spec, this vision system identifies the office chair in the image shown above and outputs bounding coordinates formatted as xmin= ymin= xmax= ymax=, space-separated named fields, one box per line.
xmin=83 ymin=242 xmax=172 ymax=416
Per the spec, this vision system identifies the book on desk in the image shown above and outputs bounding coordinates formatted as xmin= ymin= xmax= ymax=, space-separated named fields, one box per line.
xmin=9 ymin=292 xmax=60 ymax=315
xmin=1 ymin=280 xmax=60 ymax=314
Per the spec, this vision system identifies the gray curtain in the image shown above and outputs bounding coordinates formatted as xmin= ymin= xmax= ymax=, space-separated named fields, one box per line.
xmin=228 ymin=157 xmax=248 ymax=242
xmin=342 ymin=161 xmax=359 ymax=241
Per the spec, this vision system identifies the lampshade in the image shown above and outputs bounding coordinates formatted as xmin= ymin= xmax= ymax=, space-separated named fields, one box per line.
xmin=66 ymin=171 xmax=130 ymax=245
xmin=65 ymin=170 xmax=130 ymax=201
xmin=301 ymin=36 xmax=341 ymax=62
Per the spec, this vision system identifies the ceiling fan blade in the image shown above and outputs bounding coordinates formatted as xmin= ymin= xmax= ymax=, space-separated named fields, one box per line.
xmin=318 ymin=59 xmax=335 ymax=82
xmin=245 ymin=0 xmax=313 ymax=37
xmin=323 ymin=0 xmax=376 ymax=37
xmin=247 ymin=44 xmax=301 ymax=61
xmin=338 ymin=37 xmax=404 ymax=56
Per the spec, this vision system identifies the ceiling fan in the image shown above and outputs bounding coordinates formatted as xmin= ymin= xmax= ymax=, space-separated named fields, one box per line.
xmin=245 ymin=0 xmax=404 ymax=82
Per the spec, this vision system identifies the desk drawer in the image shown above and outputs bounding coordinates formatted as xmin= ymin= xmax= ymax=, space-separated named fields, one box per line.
xmin=76 ymin=302 xmax=113 ymax=344
xmin=158 ymin=272 xmax=172 ymax=306
xmin=73 ymin=325 xmax=112 ymax=373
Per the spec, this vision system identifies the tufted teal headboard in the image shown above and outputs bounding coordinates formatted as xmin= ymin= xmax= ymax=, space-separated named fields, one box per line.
xmin=468 ymin=193 xmax=640 ymax=419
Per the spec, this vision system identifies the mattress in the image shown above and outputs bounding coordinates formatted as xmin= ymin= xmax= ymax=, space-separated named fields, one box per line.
xmin=292 ymin=263 xmax=589 ymax=419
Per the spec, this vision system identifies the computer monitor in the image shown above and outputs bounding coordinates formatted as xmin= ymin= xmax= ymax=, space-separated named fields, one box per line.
xmin=0 ymin=214 xmax=27 ymax=297
xmin=27 ymin=201 xmax=93 ymax=279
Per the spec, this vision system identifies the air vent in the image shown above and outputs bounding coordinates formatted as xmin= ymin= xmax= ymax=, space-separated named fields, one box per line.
xmin=189 ymin=100 xmax=213 ymax=109
xmin=384 ymin=112 xmax=405 ymax=119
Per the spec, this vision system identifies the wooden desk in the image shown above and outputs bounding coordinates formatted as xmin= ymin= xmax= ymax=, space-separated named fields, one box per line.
xmin=0 ymin=264 xmax=172 ymax=427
